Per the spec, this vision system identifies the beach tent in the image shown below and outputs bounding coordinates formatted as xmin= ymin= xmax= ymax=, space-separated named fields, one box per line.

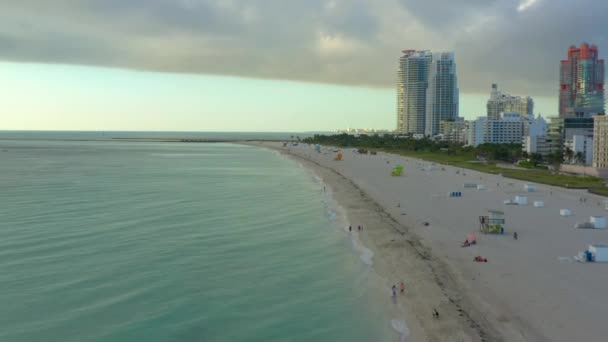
xmin=514 ymin=196 xmax=528 ymax=205
xmin=588 ymin=245 xmax=608 ymax=262
xmin=590 ymin=216 xmax=607 ymax=229
xmin=534 ymin=201 xmax=544 ymax=208
xmin=524 ymin=184 xmax=537 ymax=192
xmin=560 ymin=209 xmax=572 ymax=216
xmin=477 ymin=184 xmax=486 ymax=190
xmin=391 ymin=165 xmax=404 ymax=176
xmin=467 ymin=234 xmax=477 ymax=242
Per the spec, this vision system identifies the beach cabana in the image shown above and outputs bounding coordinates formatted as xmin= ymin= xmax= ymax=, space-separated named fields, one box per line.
xmin=580 ymin=245 xmax=608 ymax=262
xmin=560 ymin=209 xmax=572 ymax=216
xmin=534 ymin=201 xmax=544 ymax=208
xmin=524 ymin=184 xmax=537 ymax=192
xmin=463 ymin=183 xmax=477 ymax=188
xmin=590 ymin=216 xmax=607 ymax=229
xmin=589 ymin=245 xmax=608 ymax=262
xmin=448 ymin=191 xmax=462 ymax=198
xmin=479 ymin=210 xmax=505 ymax=234
xmin=477 ymin=184 xmax=486 ymax=190
xmin=514 ymin=196 xmax=528 ymax=205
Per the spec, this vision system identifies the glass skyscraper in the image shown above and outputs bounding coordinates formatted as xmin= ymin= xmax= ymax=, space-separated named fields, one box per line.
xmin=425 ymin=52 xmax=459 ymax=137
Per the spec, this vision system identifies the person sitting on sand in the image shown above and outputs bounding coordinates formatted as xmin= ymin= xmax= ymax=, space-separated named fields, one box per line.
xmin=462 ymin=239 xmax=470 ymax=247
xmin=391 ymin=285 xmax=397 ymax=298
xmin=433 ymin=308 xmax=439 ymax=318
xmin=474 ymin=256 xmax=488 ymax=262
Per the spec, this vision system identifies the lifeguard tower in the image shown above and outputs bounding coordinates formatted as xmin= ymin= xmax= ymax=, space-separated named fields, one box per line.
xmin=479 ymin=210 xmax=505 ymax=234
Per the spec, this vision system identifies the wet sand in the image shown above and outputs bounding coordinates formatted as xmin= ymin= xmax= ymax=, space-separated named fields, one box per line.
xmin=255 ymin=142 xmax=608 ymax=342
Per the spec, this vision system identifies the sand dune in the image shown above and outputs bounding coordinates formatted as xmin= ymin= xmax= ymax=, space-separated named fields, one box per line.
xmin=257 ymin=142 xmax=608 ymax=342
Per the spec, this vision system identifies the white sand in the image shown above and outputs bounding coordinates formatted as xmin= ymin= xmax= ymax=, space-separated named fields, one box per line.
xmin=257 ymin=142 xmax=608 ymax=342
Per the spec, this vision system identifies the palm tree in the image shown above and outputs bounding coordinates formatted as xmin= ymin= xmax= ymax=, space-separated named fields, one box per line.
xmin=564 ymin=147 xmax=574 ymax=164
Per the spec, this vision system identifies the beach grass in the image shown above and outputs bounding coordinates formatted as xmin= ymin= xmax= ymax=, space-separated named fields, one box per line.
xmin=383 ymin=149 xmax=608 ymax=196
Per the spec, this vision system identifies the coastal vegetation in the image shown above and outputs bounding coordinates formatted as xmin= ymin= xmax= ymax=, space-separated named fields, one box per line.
xmin=303 ymin=134 xmax=608 ymax=196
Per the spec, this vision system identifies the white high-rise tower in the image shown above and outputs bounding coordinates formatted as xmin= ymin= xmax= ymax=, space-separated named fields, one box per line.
xmin=396 ymin=50 xmax=432 ymax=135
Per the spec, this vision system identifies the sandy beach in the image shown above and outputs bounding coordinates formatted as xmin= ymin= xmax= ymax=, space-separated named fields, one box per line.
xmin=254 ymin=141 xmax=608 ymax=342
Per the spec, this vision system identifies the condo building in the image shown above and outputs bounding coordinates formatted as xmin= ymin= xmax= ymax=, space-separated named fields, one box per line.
xmin=425 ymin=52 xmax=459 ymax=137
xmin=559 ymin=43 xmax=605 ymax=118
xmin=396 ymin=50 xmax=458 ymax=136
xmin=396 ymin=50 xmax=432 ymax=135
xmin=486 ymin=84 xmax=533 ymax=121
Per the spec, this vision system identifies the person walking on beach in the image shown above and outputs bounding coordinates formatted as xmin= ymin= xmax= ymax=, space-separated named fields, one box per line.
xmin=400 ymin=282 xmax=405 ymax=293
xmin=391 ymin=285 xmax=397 ymax=300
xmin=513 ymin=232 xmax=518 ymax=240
xmin=349 ymin=225 xmax=352 ymax=232
xmin=358 ymin=225 xmax=362 ymax=231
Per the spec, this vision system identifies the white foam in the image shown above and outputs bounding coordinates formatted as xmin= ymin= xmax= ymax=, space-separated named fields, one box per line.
xmin=391 ymin=319 xmax=410 ymax=341
xmin=359 ymin=247 xmax=374 ymax=265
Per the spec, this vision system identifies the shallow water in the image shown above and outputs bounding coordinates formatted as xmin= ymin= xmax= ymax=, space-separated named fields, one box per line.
xmin=0 ymin=140 xmax=390 ymax=342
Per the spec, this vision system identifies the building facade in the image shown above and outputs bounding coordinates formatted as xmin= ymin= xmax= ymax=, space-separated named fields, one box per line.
xmin=564 ymin=135 xmax=594 ymax=165
xmin=486 ymin=84 xmax=534 ymax=121
xmin=559 ymin=43 xmax=605 ymax=118
xmin=396 ymin=50 xmax=432 ymax=135
xmin=593 ymin=115 xmax=608 ymax=168
xmin=523 ymin=114 xmax=548 ymax=138
xmin=439 ymin=119 xmax=466 ymax=143
xmin=484 ymin=112 xmax=523 ymax=144
xmin=523 ymin=136 xmax=551 ymax=157
xmin=466 ymin=117 xmax=486 ymax=147
xmin=425 ymin=52 xmax=459 ymax=136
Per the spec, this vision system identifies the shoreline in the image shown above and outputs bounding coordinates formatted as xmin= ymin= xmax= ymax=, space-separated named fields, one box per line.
xmin=253 ymin=141 xmax=608 ymax=342
xmin=255 ymin=142 xmax=504 ymax=341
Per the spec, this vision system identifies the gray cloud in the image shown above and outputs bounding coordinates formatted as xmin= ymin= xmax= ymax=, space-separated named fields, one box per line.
xmin=0 ymin=0 xmax=606 ymax=98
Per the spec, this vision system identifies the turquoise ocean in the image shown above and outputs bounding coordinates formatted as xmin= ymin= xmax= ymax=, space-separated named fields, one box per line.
xmin=0 ymin=134 xmax=391 ymax=342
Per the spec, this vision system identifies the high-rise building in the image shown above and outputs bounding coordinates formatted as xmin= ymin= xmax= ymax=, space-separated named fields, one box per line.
xmin=396 ymin=50 xmax=459 ymax=136
xmin=559 ymin=43 xmax=605 ymax=118
xmin=396 ymin=50 xmax=432 ymax=135
xmin=486 ymin=84 xmax=534 ymax=120
xmin=425 ymin=52 xmax=459 ymax=136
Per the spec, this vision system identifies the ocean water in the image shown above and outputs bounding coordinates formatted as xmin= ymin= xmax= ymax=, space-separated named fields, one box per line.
xmin=0 ymin=139 xmax=390 ymax=342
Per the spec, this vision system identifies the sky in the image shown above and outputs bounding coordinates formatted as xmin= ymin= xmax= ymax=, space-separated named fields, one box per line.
xmin=0 ymin=0 xmax=606 ymax=132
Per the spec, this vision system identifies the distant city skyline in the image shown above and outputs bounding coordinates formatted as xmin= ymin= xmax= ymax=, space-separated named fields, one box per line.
xmin=0 ymin=61 xmax=558 ymax=132
xmin=0 ymin=1 xmax=604 ymax=131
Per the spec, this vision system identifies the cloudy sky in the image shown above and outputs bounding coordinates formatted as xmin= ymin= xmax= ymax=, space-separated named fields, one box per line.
xmin=1 ymin=0 xmax=606 ymax=131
